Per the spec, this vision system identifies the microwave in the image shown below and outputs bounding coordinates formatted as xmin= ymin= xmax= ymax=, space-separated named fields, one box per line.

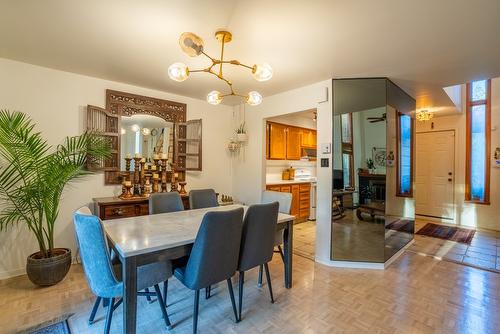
xmin=301 ymin=147 xmax=317 ymax=160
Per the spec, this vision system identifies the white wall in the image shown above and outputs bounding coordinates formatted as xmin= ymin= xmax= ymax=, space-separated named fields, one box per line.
xmin=231 ymin=80 xmax=334 ymax=264
xmin=415 ymin=77 xmax=500 ymax=231
xmin=0 ymin=58 xmax=234 ymax=278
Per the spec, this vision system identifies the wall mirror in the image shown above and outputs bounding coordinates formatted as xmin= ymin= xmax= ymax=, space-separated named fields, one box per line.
xmin=86 ymin=90 xmax=202 ymax=184
xmin=331 ymin=78 xmax=415 ymax=264
xmin=120 ymin=114 xmax=174 ymax=170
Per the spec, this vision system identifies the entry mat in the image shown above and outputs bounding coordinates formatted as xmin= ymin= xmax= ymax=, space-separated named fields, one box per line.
xmin=416 ymin=223 xmax=475 ymax=244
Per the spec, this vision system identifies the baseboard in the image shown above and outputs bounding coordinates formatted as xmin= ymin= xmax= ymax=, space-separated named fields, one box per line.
xmin=315 ymin=258 xmax=385 ymax=269
xmin=0 ymin=267 xmax=25 ymax=280
xmin=384 ymin=239 xmax=414 ymax=268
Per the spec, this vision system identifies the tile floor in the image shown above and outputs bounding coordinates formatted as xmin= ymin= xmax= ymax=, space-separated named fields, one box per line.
xmin=409 ymin=220 xmax=500 ymax=272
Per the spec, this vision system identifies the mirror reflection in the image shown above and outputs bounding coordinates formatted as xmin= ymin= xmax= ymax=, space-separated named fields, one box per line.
xmin=120 ymin=114 xmax=174 ymax=170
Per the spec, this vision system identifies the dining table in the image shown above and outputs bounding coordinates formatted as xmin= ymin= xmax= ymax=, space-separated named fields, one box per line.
xmin=102 ymin=204 xmax=295 ymax=334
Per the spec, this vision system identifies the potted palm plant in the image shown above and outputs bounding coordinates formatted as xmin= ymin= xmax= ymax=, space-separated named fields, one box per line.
xmin=0 ymin=110 xmax=111 ymax=286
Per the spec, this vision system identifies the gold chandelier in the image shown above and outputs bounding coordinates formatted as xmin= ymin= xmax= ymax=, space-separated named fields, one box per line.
xmin=168 ymin=30 xmax=272 ymax=106
xmin=416 ymin=109 xmax=434 ymax=122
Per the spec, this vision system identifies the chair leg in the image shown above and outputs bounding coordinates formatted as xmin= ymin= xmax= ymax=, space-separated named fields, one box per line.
xmin=258 ymin=264 xmax=263 ymax=287
xmin=277 ymin=245 xmax=285 ymax=263
xmin=154 ymin=284 xmax=172 ymax=329
xmin=264 ymin=263 xmax=274 ymax=303
xmin=238 ymin=271 xmax=244 ymax=321
xmin=227 ymin=278 xmax=239 ymax=323
xmin=163 ymin=280 xmax=168 ymax=306
xmin=145 ymin=287 xmax=153 ymax=303
xmin=88 ymin=296 xmax=101 ymax=325
xmin=104 ymin=298 xmax=115 ymax=334
xmin=193 ymin=290 xmax=200 ymax=334
xmin=205 ymin=285 xmax=211 ymax=299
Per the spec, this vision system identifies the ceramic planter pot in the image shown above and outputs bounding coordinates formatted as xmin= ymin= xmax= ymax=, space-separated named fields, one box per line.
xmin=26 ymin=248 xmax=72 ymax=286
xmin=236 ymin=133 xmax=248 ymax=142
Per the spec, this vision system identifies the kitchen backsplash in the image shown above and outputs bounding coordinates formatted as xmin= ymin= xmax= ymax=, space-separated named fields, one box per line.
xmin=266 ymin=160 xmax=316 ymax=182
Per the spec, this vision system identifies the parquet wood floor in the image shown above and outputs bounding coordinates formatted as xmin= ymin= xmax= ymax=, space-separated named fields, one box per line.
xmin=1 ymin=252 xmax=499 ymax=334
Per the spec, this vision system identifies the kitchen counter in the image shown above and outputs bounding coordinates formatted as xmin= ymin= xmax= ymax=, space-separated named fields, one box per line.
xmin=266 ymin=179 xmax=315 ymax=185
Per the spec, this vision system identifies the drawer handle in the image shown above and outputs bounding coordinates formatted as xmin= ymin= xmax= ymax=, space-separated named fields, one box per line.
xmin=113 ymin=208 xmax=124 ymax=215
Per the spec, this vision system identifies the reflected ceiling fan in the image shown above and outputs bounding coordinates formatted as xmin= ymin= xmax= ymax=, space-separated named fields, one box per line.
xmin=367 ymin=113 xmax=386 ymax=123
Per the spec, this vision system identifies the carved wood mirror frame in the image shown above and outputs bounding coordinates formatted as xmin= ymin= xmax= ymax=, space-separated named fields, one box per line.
xmin=104 ymin=89 xmax=187 ymax=184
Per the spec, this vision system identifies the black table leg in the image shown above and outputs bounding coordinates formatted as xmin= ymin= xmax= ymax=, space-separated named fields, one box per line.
xmin=123 ymin=256 xmax=137 ymax=334
xmin=283 ymin=220 xmax=294 ymax=288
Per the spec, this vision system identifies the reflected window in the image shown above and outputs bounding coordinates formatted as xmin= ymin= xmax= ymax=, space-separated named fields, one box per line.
xmin=466 ymin=79 xmax=491 ymax=203
xmin=341 ymin=113 xmax=354 ymax=187
xmin=397 ymin=113 xmax=413 ymax=196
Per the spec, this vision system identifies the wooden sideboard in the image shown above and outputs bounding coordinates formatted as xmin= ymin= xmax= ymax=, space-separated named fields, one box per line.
xmin=266 ymin=182 xmax=310 ymax=219
xmin=93 ymin=195 xmax=190 ymax=220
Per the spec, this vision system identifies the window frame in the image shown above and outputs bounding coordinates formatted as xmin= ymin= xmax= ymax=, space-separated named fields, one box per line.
xmin=340 ymin=113 xmax=354 ymax=187
xmin=396 ymin=111 xmax=414 ymax=197
xmin=465 ymin=79 xmax=491 ymax=205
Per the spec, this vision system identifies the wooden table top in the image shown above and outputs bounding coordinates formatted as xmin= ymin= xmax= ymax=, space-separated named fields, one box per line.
xmin=102 ymin=204 xmax=295 ymax=258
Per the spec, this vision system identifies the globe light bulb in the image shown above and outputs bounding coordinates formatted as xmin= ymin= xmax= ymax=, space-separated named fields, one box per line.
xmin=141 ymin=127 xmax=151 ymax=136
xmin=252 ymin=63 xmax=273 ymax=82
xmin=207 ymin=91 xmax=223 ymax=105
xmin=131 ymin=124 xmax=140 ymax=132
xmin=179 ymin=32 xmax=204 ymax=57
xmin=246 ymin=91 xmax=263 ymax=106
xmin=120 ymin=128 xmax=126 ymax=135
xmin=168 ymin=62 xmax=189 ymax=82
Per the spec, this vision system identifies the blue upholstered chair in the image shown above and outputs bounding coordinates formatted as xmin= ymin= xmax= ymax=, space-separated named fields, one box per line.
xmin=166 ymin=208 xmax=244 ymax=334
xmin=237 ymin=202 xmax=279 ymax=319
xmin=188 ymin=189 xmax=218 ymax=209
xmin=73 ymin=211 xmax=173 ymax=334
xmin=149 ymin=192 xmax=185 ymax=214
xmin=259 ymin=191 xmax=292 ymax=285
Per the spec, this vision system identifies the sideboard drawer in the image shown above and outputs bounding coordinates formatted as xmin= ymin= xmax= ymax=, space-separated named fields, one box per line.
xmin=102 ymin=204 xmax=149 ymax=220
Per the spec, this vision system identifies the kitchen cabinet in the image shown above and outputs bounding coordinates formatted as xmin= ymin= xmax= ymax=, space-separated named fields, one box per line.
xmin=286 ymin=127 xmax=302 ymax=160
xmin=301 ymin=129 xmax=316 ymax=148
xmin=267 ymin=122 xmax=287 ymax=159
xmin=266 ymin=182 xmax=310 ymax=219
xmin=266 ymin=121 xmax=316 ymax=160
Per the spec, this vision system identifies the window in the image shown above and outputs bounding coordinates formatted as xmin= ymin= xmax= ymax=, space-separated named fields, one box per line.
xmin=466 ymin=79 xmax=491 ymax=204
xmin=341 ymin=113 xmax=354 ymax=187
xmin=396 ymin=112 xmax=413 ymax=197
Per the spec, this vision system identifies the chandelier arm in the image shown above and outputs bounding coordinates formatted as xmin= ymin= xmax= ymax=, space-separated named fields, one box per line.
xmin=219 ymin=39 xmax=226 ymax=76
xmin=219 ymin=60 xmax=254 ymax=71
xmin=201 ymin=51 xmax=216 ymax=62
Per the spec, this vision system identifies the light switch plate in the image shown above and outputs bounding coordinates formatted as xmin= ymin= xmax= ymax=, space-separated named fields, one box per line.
xmin=321 ymin=143 xmax=331 ymax=154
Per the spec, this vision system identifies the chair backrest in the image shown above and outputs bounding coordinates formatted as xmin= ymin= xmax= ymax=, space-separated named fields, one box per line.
xmin=262 ymin=190 xmax=292 ymax=214
xmin=149 ymin=192 xmax=184 ymax=214
xmin=238 ymin=202 xmax=279 ymax=272
xmin=183 ymin=208 xmax=244 ymax=290
xmin=189 ymin=189 xmax=219 ymax=209
xmin=73 ymin=213 xmax=122 ymax=298
xmin=75 ymin=206 xmax=92 ymax=215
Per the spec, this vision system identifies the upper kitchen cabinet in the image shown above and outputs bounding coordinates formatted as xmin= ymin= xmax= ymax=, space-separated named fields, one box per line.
xmin=286 ymin=126 xmax=302 ymax=160
xmin=267 ymin=122 xmax=287 ymax=159
xmin=301 ymin=129 xmax=316 ymax=148
xmin=266 ymin=121 xmax=316 ymax=160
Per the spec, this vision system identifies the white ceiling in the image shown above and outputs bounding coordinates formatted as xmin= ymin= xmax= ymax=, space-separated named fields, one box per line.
xmin=1 ymin=0 xmax=500 ymax=114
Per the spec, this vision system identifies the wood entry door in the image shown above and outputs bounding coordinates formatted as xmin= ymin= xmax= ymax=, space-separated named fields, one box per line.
xmin=415 ymin=131 xmax=455 ymax=219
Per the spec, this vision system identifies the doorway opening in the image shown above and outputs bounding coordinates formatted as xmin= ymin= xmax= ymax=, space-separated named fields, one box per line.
xmin=264 ymin=109 xmax=317 ymax=260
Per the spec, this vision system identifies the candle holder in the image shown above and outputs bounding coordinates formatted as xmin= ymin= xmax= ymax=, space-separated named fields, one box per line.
xmin=119 ymin=182 xmax=134 ymax=199
xmin=179 ymin=181 xmax=187 ymax=195
xmin=161 ymin=158 xmax=168 ymax=192
xmin=152 ymin=175 xmax=160 ymax=193
xmin=144 ymin=175 xmax=152 ymax=197
xmin=140 ymin=159 xmax=146 ymax=195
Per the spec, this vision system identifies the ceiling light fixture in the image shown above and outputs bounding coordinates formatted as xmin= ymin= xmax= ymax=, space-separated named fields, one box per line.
xmin=168 ymin=30 xmax=272 ymax=106
xmin=416 ymin=109 xmax=434 ymax=122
